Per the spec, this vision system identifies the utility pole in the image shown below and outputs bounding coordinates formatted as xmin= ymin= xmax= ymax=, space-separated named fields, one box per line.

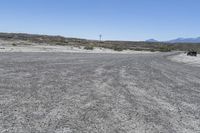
xmin=99 ymin=34 xmax=102 ymax=42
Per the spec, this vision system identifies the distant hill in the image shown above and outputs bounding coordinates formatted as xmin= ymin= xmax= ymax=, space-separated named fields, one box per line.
xmin=168 ymin=37 xmax=200 ymax=43
xmin=145 ymin=39 xmax=158 ymax=42
xmin=146 ymin=37 xmax=200 ymax=43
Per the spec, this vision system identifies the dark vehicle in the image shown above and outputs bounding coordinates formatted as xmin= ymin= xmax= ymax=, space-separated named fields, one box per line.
xmin=187 ymin=51 xmax=197 ymax=56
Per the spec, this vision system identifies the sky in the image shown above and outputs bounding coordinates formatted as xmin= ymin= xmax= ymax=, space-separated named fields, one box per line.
xmin=0 ymin=0 xmax=200 ymax=41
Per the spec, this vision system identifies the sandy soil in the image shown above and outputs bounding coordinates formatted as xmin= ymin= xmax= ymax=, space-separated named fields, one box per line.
xmin=0 ymin=39 xmax=154 ymax=54
xmin=0 ymin=45 xmax=154 ymax=54
xmin=170 ymin=53 xmax=200 ymax=67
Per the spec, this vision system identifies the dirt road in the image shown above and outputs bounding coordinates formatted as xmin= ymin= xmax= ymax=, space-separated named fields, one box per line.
xmin=0 ymin=52 xmax=200 ymax=133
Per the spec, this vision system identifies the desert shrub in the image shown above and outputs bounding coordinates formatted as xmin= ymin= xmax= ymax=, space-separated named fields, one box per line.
xmin=113 ymin=47 xmax=123 ymax=51
xmin=84 ymin=46 xmax=94 ymax=50
xmin=134 ymin=48 xmax=144 ymax=51
xmin=150 ymin=49 xmax=156 ymax=52
xmin=12 ymin=43 xmax=17 ymax=46
xmin=157 ymin=45 xmax=174 ymax=52
xmin=55 ymin=42 xmax=69 ymax=46
xmin=159 ymin=47 xmax=171 ymax=52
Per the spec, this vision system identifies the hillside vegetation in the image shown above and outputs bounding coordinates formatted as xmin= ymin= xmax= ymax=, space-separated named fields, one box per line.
xmin=0 ymin=33 xmax=200 ymax=52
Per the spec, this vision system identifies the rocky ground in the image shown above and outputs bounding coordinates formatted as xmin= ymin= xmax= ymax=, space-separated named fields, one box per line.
xmin=0 ymin=52 xmax=200 ymax=133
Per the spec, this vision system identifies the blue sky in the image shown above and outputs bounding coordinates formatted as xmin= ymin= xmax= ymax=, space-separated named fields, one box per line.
xmin=0 ymin=0 xmax=200 ymax=41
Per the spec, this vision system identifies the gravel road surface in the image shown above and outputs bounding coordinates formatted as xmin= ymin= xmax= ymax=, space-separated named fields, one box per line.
xmin=0 ymin=52 xmax=200 ymax=133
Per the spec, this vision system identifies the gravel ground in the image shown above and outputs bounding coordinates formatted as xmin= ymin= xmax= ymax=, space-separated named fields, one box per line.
xmin=0 ymin=52 xmax=200 ymax=133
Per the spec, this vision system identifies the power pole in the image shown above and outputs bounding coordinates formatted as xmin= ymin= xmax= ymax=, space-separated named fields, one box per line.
xmin=99 ymin=34 xmax=102 ymax=42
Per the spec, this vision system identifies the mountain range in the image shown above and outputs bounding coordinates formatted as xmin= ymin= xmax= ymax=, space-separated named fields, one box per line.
xmin=146 ymin=37 xmax=200 ymax=43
